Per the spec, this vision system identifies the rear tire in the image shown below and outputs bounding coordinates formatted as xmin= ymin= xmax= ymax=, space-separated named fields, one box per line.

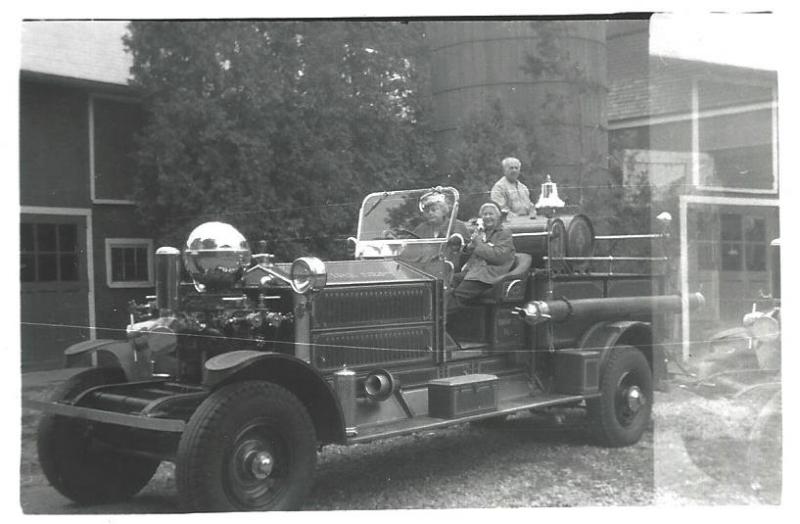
xmin=176 ymin=381 xmax=317 ymax=512
xmin=587 ymin=346 xmax=652 ymax=447
xmin=37 ymin=367 xmax=160 ymax=504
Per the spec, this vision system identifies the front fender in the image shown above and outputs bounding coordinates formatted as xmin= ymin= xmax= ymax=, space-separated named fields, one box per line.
xmin=203 ymin=350 xmax=347 ymax=444
xmin=63 ymin=339 xmax=151 ymax=380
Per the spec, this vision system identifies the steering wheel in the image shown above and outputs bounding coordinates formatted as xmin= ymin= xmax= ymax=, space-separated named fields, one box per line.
xmin=387 ymin=228 xmax=420 ymax=239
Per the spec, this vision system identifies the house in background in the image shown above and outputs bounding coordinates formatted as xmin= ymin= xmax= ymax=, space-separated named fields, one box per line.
xmin=607 ymin=21 xmax=779 ymax=358
xmin=20 ymin=22 xmax=154 ymax=370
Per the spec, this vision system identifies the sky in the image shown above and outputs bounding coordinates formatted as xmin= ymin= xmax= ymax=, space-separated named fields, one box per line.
xmin=649 ymin=12 xmax=780 ymax=70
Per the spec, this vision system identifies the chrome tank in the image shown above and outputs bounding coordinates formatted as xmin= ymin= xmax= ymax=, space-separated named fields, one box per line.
xmin=504 ymin=214 xmax=566 ymax=267
xmin=155 ymin=247 xmax=181 ymax=315
xmin=561 ymin=213 xmax=595 ymax=271
xmin=183 ymin=221 xmax=251 ymax=291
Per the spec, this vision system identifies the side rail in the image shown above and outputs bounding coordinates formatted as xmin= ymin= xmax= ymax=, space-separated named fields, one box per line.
xmin=551 ymin=213 xmax=674 ymax=275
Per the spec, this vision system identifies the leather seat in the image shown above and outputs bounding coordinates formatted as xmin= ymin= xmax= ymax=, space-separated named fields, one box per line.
xmin=476 ymin=253 xmax=532 ymax=304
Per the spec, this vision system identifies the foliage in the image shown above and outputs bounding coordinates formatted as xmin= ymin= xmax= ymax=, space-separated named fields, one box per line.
xmin=521 ymin=21 xmax=664 ymax=245
xmin=443 ymin=99 xmax=539 ymax=219
xmin=124 ymin=21 xmax=435 ymax=260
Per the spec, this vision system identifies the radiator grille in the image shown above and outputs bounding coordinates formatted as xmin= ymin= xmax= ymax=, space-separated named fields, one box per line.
xmin=313 ymin=284 xmax=433 ymax=329
xmin=312 ymin=326 xmax=434 ymax=370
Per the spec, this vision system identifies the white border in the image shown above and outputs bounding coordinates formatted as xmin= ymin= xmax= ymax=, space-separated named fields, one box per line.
xmin=104 ymin=238 xmax=155 ymax=288
xmin=19 ymin=205 xmax=96 ymax=340
xmin=679 ymin=194 xmax=780 ymax=360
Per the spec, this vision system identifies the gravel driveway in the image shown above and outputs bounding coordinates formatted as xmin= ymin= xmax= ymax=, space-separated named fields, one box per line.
xmin=19 ymin=372 xmax=779 ymax=513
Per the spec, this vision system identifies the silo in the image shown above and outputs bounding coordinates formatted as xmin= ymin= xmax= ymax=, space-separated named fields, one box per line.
xmin=426 ymin=21 xmax=608 ymax=207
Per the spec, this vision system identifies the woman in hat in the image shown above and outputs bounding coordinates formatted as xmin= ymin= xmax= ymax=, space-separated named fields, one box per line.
xmin=448 ymin=201 xmax=515 ymax=312
xmin=397 ymin=190 xmax=469 ymax=272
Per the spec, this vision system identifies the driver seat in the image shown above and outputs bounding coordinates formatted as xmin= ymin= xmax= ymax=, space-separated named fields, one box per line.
xmin=476 ymin=253 xmax=532 ymax=304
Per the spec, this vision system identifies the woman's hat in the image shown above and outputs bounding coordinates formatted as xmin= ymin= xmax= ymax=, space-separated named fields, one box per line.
xmin=419 ymin=190 xmax=448 ymax=212
xmin=479 ymin=201 xmax=503 ymax=215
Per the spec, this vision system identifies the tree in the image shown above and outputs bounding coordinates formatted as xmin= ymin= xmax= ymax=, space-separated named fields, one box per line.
xmin=443 ymin=98 xmax=539 ymax=219
xmin=124 ymin=21 xmax=434 ymax=260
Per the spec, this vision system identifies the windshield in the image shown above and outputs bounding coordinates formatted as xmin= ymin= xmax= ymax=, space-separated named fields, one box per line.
xmin=358 ymin=188 xmax=459 ymax=241
xmin=355 ymin=188 xmax=461 ymax=278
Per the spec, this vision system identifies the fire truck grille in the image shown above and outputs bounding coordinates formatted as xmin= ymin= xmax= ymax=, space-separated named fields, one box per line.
xmin=312 ymin=284 xmax=434 ymax=329
xmin=311 ymin=326 xmax=434 ymax=370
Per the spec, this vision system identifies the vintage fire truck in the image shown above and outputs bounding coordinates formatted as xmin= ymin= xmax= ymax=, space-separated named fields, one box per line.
xmin=30 ymin=179 xmax=703 ymax=511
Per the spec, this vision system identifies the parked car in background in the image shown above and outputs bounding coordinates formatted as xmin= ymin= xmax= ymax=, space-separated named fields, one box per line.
xmin=688 ymin=238 xmax=781 ymax=503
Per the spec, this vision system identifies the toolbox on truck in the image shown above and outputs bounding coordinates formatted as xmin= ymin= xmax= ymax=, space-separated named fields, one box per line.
xmin=427 ymin=374 xmax=499 ymax=419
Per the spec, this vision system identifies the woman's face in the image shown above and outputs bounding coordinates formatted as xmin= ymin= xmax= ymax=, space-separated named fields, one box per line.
xmin=480 ymin=205 xmax=501 ymax=229
xmin=423 ymin=202 xmax=448 ymax=225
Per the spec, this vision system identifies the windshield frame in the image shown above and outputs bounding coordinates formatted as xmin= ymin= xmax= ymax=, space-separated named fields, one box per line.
xmin=354 ymin=187 xmax=461 ymax=259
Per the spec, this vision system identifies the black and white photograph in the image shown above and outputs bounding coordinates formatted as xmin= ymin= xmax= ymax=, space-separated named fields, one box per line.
xmin=11 ymin=5 xmax=796 ymax=517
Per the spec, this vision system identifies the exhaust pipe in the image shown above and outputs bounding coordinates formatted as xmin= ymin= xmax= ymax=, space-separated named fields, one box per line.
xmin=515 ymin=292 xmax=705 ymax=326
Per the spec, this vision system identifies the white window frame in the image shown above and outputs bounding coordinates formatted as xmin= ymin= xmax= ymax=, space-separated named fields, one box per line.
xmin=105 ymin=238 xmax=154 ymax=288
xmin=679 ymin=195 xmax=779 ymax=361
xmin=21 ymin=206 xmax=96 ymax=339
xmin=691 ymin=79 xmax=779 ymax=195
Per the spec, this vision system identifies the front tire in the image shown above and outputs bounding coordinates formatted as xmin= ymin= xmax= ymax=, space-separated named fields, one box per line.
xmin=587 ymin=346 xmax=653 ymax=447
xmin=37 ymin=367 xmax=160 ymax=505
xmin=176 ymin=381 xmax=317 ymax=512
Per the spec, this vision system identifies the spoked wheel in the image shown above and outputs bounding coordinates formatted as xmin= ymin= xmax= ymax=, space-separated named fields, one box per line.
xmin=588 ymin=346 xmax=653 ymax=447
xmin=37 ymin=367 xmax=160 ymax=504
xmin=176 ymin=381 xmax=316 ymax=512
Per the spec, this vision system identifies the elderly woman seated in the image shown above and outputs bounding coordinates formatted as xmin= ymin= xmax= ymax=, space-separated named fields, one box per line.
xmin=395 ymin=191 xmax=469 ymax=271
xmin=447 ymin=201 xmax=515 ymax=312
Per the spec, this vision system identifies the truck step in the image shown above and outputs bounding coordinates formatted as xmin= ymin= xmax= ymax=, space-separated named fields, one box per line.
xmin=348 ymin=393 xmax=588 ymax=444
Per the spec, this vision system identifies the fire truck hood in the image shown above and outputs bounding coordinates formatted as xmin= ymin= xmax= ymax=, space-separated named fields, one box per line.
xmin=324 ymin=259 xmax=436 ymax=285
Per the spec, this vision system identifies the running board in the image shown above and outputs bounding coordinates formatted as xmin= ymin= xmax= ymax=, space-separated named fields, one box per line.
xmin=348 ymin=393 xmax=591 ymax=444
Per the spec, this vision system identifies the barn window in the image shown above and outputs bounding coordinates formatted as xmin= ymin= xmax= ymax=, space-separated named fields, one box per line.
xmin=20 ymin=222 xmax=79 ymax=282
xmin=105 ymin=238 xmax=154 ymax=288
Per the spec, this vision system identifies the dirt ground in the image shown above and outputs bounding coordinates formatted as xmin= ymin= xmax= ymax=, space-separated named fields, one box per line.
xmin=19 ymin=371 xmax=782 ymax=513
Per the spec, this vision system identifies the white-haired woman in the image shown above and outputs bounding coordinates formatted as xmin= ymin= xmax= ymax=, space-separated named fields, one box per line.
xmin=448 ymin=201 xmax=515 ymax=312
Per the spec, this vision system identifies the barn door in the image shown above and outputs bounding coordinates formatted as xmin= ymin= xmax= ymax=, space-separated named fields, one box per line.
xmin=20 ymin=214 xmax=90 ymax=370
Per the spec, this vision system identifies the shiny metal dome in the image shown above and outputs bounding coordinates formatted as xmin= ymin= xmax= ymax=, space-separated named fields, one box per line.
xmin=183 ymin=222 xmax=251 ymax=290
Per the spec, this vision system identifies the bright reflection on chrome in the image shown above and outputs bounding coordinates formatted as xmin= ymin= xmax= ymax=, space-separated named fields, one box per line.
xmin=290 ymin=257 xmax=327 ymax=294
xmin=183 ymin=221 xmax=251 ymax=291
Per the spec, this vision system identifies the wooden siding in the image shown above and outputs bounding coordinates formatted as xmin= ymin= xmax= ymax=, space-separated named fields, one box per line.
xmin=20 ymin=81 xmax=91 ymax=207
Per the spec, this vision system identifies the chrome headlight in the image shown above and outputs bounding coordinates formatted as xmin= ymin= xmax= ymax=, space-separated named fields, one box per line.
xmin=290 ymin=257 xmax=327 ymax=294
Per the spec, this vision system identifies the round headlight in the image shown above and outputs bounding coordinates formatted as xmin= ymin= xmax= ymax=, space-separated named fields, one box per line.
xmin=290 ymin=257 xmax=327 ymax=294
xmin=749 ymin=315 xmax=780 ymax=343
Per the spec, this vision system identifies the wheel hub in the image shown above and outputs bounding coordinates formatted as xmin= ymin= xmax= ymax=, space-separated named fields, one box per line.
xmin=625 ymin=385 xmax=644 ymax=413
xmin=245 ymin=450 xmax=274 ymax=480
